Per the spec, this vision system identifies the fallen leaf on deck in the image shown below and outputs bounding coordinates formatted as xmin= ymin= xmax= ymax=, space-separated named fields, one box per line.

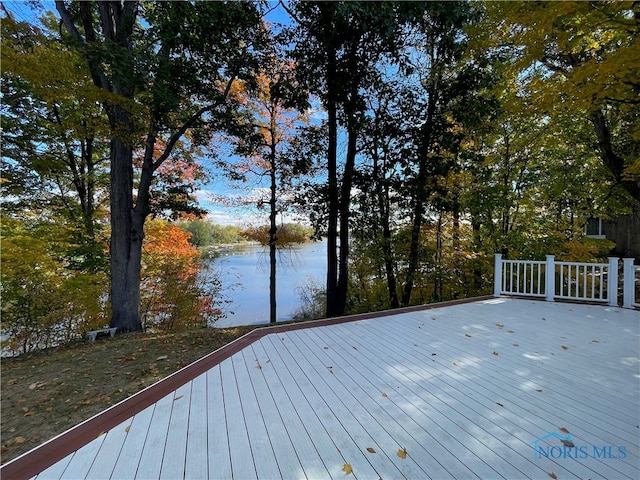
xmin=513 ymin=343 xmax=519 ymax=347
xmin=561 ymin=439 xmax=575 ymax=447
xmin=492 ymin=351 xmax=499 ymax=356
xmin=496 ymin=323 xmax=504 ymax=328
xmin=366 ymin=447 xmax=376 ymax=454
xmin=465 ymin=334 xmax=472 ymax=338
xmin=536 ymin=389 xmax=543 ymax=392
xmin=497 ymin=402 xmax=504 ymax=407
xmin=174 ymin=395 xmax=183 ymax=401
xmin=561 ymin=345 xmax=569 ymax=350
xmin=431 ymin=317 xmax=436 ymax=320
xmin=342 ymin=463 xmax=353 ymax=475
xmin=453 ymin=362 xmax=458 ymax=366
xmin=381 ymin=392 xmax=388 ymax=398
xmin=548 ymin=473 xmax=557 ymax=479
xmin=507 ymin=330 xmax=515 ymax=334
xmin=323 ymin=346 xmax=329 ymax=350
xmin=397 ymin=447 xmax=408 ymax=459
xmin=431 ymin=353 xmax=437 ymax=356
xmin=591 ymin=340 xmax=600 ymax=343
xmin=352 ymin=346 xmax=358 ymax=350
xmin=559 ymin=426 xmax=570 ymax=434
xmin=125 ymin=425 xmax=131 ymax=433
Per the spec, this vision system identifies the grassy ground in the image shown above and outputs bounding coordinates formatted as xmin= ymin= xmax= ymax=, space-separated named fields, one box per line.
xmin=0 ymin=326 xmax=255 ymax=464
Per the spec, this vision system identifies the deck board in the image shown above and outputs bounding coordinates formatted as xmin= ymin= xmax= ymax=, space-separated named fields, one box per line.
xmin=135 ymin=392 xmax=173 ymax=479
xmin=109 ymin=400 xmax=154 ymax=479
xmin=58 ymin=435 xmax=105 ymax=479
xmin=84 ymin=414 xmax=133 ymax=479
xmin=13 ymin=299 xmax=640 ymax=480
xmin=231 ymin=352 xmax=281 ymax=478
xmin=250 ymin=340 xmax=331 ymax=479
xmin=184 ymin=373 xmax=208 ymax=480
xmin=160 ymin=383 xmax=192 ymax=479
xmin=205 ymin=366 xmax=232 ymax=480
xmin=238 ymin=347 xmax=303 ymax=477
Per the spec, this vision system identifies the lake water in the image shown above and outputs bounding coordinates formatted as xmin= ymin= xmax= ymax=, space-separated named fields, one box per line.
xmin=211 ymin=240 xmax=327 ymax=327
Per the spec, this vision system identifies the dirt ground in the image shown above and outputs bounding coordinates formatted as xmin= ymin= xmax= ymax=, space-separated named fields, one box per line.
xmin=0 ymin=326 xmax=255 ymax=464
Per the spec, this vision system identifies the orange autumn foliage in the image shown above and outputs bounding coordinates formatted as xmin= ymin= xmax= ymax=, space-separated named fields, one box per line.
xmin=141 ymin=219 xmax=217 ymax=330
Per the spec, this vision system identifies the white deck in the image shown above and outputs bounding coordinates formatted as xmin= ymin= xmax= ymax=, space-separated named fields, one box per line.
xmin=31 ymin=298 xmax=640 ymax=479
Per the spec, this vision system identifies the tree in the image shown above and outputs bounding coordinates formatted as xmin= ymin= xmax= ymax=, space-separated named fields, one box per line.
xmin=484 ymin=1 xmax=640 ymax=203
xmin=141 ymin=219 xmax=222 ymax=331
xmin=394 ymin=1 xmax=483 ymax=306
xmin=1 ymin=218 xmax=108 ymax=354
xmin=288 ymin=1 xmax=426 ymax=316
xmin=213 ymin=51 xmax=309 ymax=324
xmin=1 ymin=13 xmax=110 ymax=267
xmin=54 ymin=1 xmax=265 ymax=331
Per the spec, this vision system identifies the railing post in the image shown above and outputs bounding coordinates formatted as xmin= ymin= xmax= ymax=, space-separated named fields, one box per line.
xmin=494 ymin=254 xmax=502 ymax=297
xmin=623 ymin=258 xmax=635 ymax=309
xmin=608 ymin=257 xmax=619 ymax=307
xmin=545 ymin=255 xmax=555 ymax=302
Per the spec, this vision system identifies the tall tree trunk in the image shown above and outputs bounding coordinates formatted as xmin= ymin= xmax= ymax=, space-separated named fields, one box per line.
xmin=109 ymin=105 xmax=142 ymax=332
xmin=376 ymin=157 xmax=399 ymax=308
xmin=335 ymin=125 xmax=358 ymax=315
xmin=401 ymin=88 xmax=437 ymax=307
xmin=324 ymin=9 xmax=340 ymax=318
xmin=269 ymin=134 xmax=277 ymax=324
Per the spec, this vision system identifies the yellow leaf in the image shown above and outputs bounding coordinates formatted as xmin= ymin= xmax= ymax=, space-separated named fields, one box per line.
xmin=125 ymin=425 xmax=131 ymax=433
xmin=366 ymin=447 xmax=376 ymax=454
xmin=23 ymin=410 xmax=36 ymax=417
xmin=397 ymin=448 xmax=408 ymax=459
xmin=342 ymin=463 xmax=353 ymax=475
xmin=14 ymin=436 xmax=26 ymax=444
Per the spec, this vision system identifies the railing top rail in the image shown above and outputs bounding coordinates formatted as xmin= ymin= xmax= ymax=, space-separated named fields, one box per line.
xmin=554 ymin=261 xmax=609 ymax=268
xmin=501 ymin=259 xmax=546 ymax=265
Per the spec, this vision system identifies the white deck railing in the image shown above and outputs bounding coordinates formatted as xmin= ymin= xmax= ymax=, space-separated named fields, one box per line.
xmin=623 ymin=258 xmax=640 ymax=308
xmin=494 ymin=254 xmax=638 ymax=308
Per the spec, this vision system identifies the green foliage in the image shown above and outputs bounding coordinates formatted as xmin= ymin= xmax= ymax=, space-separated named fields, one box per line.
xmin=178 ymin=220 xmax=243 ymax=247
xmin=0 ymin=219 xmax=109 ymax=355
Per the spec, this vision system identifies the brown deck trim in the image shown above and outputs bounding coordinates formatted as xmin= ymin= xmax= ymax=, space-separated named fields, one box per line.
xmin=0 ymin=296 xmax=491 ymax=480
